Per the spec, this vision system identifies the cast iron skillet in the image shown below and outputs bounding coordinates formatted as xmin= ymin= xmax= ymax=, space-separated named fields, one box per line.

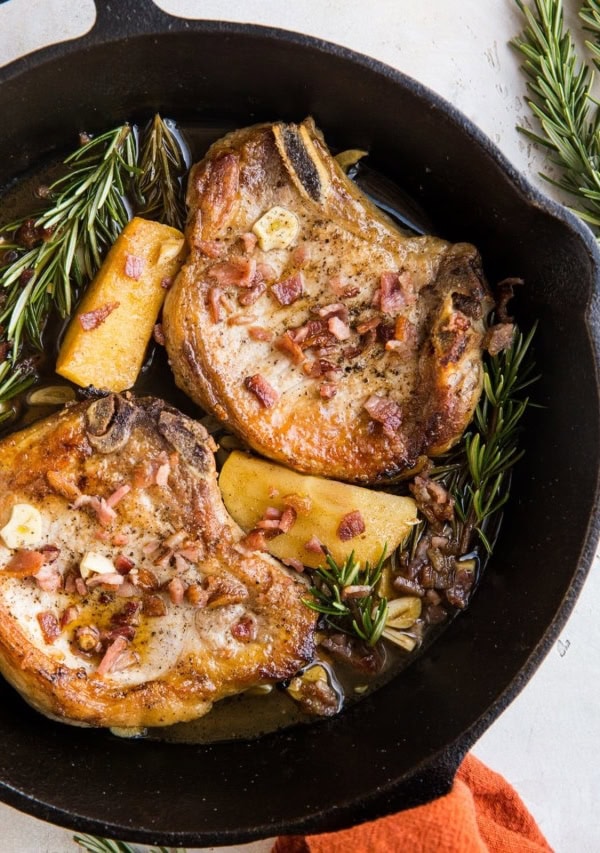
xmin=0 ymin=0 xmax=599 ymax=845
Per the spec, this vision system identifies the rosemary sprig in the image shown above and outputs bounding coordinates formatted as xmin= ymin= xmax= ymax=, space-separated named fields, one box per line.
xmin=135 ymin=114 xmax=186 ymax=230
xmin=305 ymin=549 xmax=388 ymax=646
xmin=433 ymin=325 xmax=538 ymax=554
xmin=73 ymin=834 xmax=185 ymax=853
xmin=0 ymin=125 xmax=137 ymax=354
xmin=512 ymin=0 xmax=600 ymax=229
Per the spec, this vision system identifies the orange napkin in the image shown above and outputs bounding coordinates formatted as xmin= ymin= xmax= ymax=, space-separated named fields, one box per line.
xmin=273 ymin=754 xmax=552 ymax=853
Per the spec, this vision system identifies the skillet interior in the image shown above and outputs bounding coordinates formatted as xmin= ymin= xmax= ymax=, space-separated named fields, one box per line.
xmin=0 ymin=4 xmax=599 ymax=845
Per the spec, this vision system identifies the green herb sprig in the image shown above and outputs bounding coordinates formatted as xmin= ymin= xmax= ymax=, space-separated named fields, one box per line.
xmin=73 ymin=834 xmax=185 ymax=853
xmin=513 ymin=0 xmax=600 ymax=231
xmin=432 ymin=325 xmax=538 ymax=555
xmin=135 ymin=114 xmax=187 ymax=230
xmin=305 ymin=549 xmax=388 ymax=646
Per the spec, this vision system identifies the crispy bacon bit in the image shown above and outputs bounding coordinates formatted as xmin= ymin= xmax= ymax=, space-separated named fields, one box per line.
xmin=318 ymin=303 xmax=349 ymax=322
xmin=60 ymin=604 xmax=80 ymax=629
xmin=114 ymin=554 xmax=135 ymax=574
xmin=319 ymin=383 xmax=337 ymax=399
xmin=111 ymin=600 xmax=141 ymax=626
xmin=282 ymin=557 xmax=305 ymax=573
xmin=115 ymin=582 xmax=137 ymax=598
xmin=124 ymin=253 xmax=145 ymax=280
xmin=64 ymin=573 xmax=77 ymax=594
xmin=484 ymin=322 xmax=515 ymax=356
xmin=75 ymin=578 xmax=88 ymax=596
xmin=379 ymin=270 xmax=413 ymax=314
xmin=241 ymin=232 xmax=258 ymax=253
xmin=327 ymin=316 xmax=351 ymax=341
xmin=167 ymin=577 xmax=185 ymax=605
xmin=97 ymin=636 xmax=129 ymax=676
xmin=36 ymin=611 xmax=60 ymax=644
xmin=143 ymin=594 xmax=167 ymax=617
xmin=74 ymin=624 xmax=101 ymax=653
xmin=196 ymin=239 xmax=224 ymax=259
xmin=47 ymin=470 xmax=81 ymax=501
xmin=321 ymin=633 xmax=384 ymax=674
xmin=186 ymin=584 xmax=209 ymax=608
xmin=79 ymin=302 xmax=120 ymax=331
xmin=153 ymin=323 xmax=166 ymax=346
xmin=177 ymin=543 xmax=204 ymax=562
xmin=238 ymin=280 xmax=266 ymax=306
xmin=112 ymin=532 xmax=129 ymax=547
xmin=174 ymin=553 xmax=190 ymax=573
xmin=208 ymin=257 xmax=256 ymax=288
xmin=228 ymin=312 xmax=256 ymax=326
xmin=271 ymin=272 xmax=304 ymax=306
xmin=275 ymin=331 xmax=305 ymax=364
xmin=279 ymin=505 xmax=297 ymax=533
xmin=409 ymin=474 xmax=455 ymax=527
xmin=164 ymin=529 xmax=187 ymax=550
xmin=329 ymin=273 xmax=349 ymax=295
xmin=142 ymin=539 xmax=161 ymax=557
xmin=244 ymin=374 xmax=279 ymax=408
xmin=106 ymin=484 xmax=131 ymax=509
xmin=356 ymin=315 xmax=381 ymax=335
xmin=72 ymin=494 xmax=117 ymax=526
xmin=240 ymin=530 xmax=268 ymax=552
xmin=40 ymin=544 xmax=60 ymax=564
xmin=256 ymin=262 xmax=277 ymax=282
xmin=341 ymin=584 xmax=372 ymax=600
xmin=283 ymin=493 xmax=312 ymax=516
xmin=231 ymin=614 xmax=258 ymax=642
xmin=364 ymin=394 xmax=403 ymax=437
xmin=249 ymin=326 xmax=273 ymax=342
xmin=161 ymin=276 xmax=173 ymax=290
xmin=337 ymin=510 xmax=366 ymax=542
xmin=304 ymin=535 xmax=325 ymax=554
xmin=292 ymin=244 xmax=310 ymax=266
xmin=86 ymin=573 xmax=124 ymax=588
xmin=35 ymin=564 xmax=63 ymax=592
xmin=132 ymin=568 xmax=159 ymax=591
xmin=155 ymin=461 xmax=170 ymax=487
xmin=4 ymin=549 xmax=45 ymax=577
xmin=208 ymin=286 xmax=226 ymax=323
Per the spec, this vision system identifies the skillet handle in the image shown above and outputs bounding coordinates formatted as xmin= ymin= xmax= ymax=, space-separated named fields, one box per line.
xmin=92 ymin=0 xmax=179 ymax=39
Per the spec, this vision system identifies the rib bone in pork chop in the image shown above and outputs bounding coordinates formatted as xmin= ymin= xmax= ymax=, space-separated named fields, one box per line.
xmin=0 ymin=395 xmax=314 ymax=728
xmin=163 ymin=118 xmax=493 ymax=484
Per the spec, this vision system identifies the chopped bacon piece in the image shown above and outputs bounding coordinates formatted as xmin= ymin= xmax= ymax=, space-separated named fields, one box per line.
xmin=276 ymin=331 xmax=305 ymax=364
xmin=256 ymin=262 xmax=277 ymax=282
xmin=283 ymin=493 xmax=312 ymax=515
xmin=208 ymin=286 xmax=226 ymax=323
xmin=409 ymin=474 xmax=455 ymax=527
xmin=168 ymin=577 xmax=185 ymax=604
xmin=124 ymin=254 xmax=145 ymax=280
xmin=327 ymin=316 xmax=351 ymax=341
xmin=86 ymin=573 xmax=124 ymax=588
xmin=318 ymin=303 xmax=349 ymax=322
xmin=228 ymin=312 xmax=257 ymax=326
xmin=208 ymin=257 xmax=256 ymax=288
xmin=256 ymin=518 xmax=283 ymax=531
xmin=341 ymin=584 xmax=372 ymax=600
xmin=39 ymin=544 xmax=60 ymax=564
xmin=132 ymin=568 xmax=159 ymax=591
xmin=106 ymin=484 xmax=131 ymax=509
xmin=196 ymin=239 xmax=224 ymax=259
xmin=185 ymin=584 xmax=209 ymax=608
xmin=79 ymin=301 xmax=120 ymax=331
xmin=281 ymin=557 xmax=305 ymax=573
xmin=240 ymin=530 xmax=268 ymax=552
xmin=142 ymin=539 xmax=161 ymax=557
xmin=241 ymin=232 xmax=258 ymax=253
xmin=153 ymin=323 xmax=166 ymax=346
xmin=319 ymin=383 xmax=337 ymax=399
xmin=112 ymin=532 xmax=129 ymax=547
xmin=4 ymin=549 xmax=45 ymax=577
xmin=161 ymin=276 xmax=173 ymax=290
xmin=35 ymin=564 xmax=63 ymax=592
xmin=356 ymin=316 xmax=381 ymax=335
xmin=37 ymin=611 xmax=60 ymax=644
xmin=155 ymin=461 xmax=170 ymax=486
xmin=60 ymin=604 xmax=80 ymax=629
xmin=292 ymin=244 xmax=310 ymax=266
xmin=379 ymin=270 xmax=414 ymax=314
xmin=484 ymin=322 xmax=515 ymax=356
xmin=143 ymin=594 xmax=168 ymax=617
xmin=164 ymin=529 xmax=187 ymax=549
xmin=114 ymin=554 xmax=135 ymax=574
xmin=271 ymin=272 xmax=304 ymax=306
xmin=244 ymin=374 xmax=279 ymax=408
xmin=364 ymin=394 xmax=403 ymax=437
xmin=249 ymin=326 xmax=273 ymax=342
xmin=337 ymin=510 xmax=366 ymax=542
xmin=328 ymin=273 xmax=349 ymax=295
xmin=75 ymin=578 xmax=88 ymax=596
xmin=304 ymin=536 xmax=325 ymax=554
xmin=97 ymin=636 xmax=129 ymax=676
xmin=174 ymin=553 xmax=190 ymax=574
xmin=72 ymin=494 xmax=117 ymax=526
xmin=177 ymin=543 xmax=204 ymax=562
xmin=279 ymin=505 xmax=297 ymax=533
xmin=238 ymin=280 xmax=266 ymax=306
xmin=47 ymin=470 xmax=81 ymax=501
xmin=231 ymin=614 xmax=258 ymax=642
xmin=115 ymin=581 xmax=137 ymax=597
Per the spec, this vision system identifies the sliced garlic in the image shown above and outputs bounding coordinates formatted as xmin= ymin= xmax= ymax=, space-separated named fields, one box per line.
xmin=334 ymin=148 xmax=368 ymax=173
xmin=252 ymin=206 xmax=299 ymax=251
xmin=0 ymin=503 xmax=43 ymax=550
xmin=156 ymin=237 xmax=185 ymax=264
xmin=27 ymin=385 xmax=76 ymax=406
xmin=385 ymin=596 xmax=422 ymax=630
xmin=286 ymin=663 xmax=328 ymax=701
xmin=80 ymin=551 xmax=115 ymax=580
xmin=382 ymin=627 xmax=418 ymax=652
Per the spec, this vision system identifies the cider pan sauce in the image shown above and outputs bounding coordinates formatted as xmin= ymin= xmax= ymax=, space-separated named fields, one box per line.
xmin=0 ymin=118 xmax=475 ymax=744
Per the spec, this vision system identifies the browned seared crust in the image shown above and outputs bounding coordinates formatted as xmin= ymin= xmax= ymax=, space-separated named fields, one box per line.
xmin=0 ymin=396 xmax=315 ymax=727
xmin=163 ymin=118 xmax=492 ymax=483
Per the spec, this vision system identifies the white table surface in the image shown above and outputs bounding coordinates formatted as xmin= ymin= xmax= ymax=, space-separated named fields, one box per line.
xmin=0 ymin=1 xmax=599 ymax=851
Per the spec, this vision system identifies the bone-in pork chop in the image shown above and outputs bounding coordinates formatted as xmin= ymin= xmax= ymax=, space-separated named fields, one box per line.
xmin=0 ymin=395 xmax=314 ymax=728
xmin=163 ymin=118 xmax=492 ymax=484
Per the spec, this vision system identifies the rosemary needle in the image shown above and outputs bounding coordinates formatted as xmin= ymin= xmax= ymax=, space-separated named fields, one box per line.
xmin=135 ymin=114 xmax=187 ymax=230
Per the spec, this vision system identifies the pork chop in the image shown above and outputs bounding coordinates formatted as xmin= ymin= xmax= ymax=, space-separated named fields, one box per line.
xmin=163 ymin=118 xmax=492 ymax=484
xmin=0 ymin=394 xmax=315 ymax=728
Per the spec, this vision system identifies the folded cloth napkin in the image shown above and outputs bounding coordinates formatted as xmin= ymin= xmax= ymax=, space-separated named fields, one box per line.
xmin=273 ymin=754 xmax=552 ymax=853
